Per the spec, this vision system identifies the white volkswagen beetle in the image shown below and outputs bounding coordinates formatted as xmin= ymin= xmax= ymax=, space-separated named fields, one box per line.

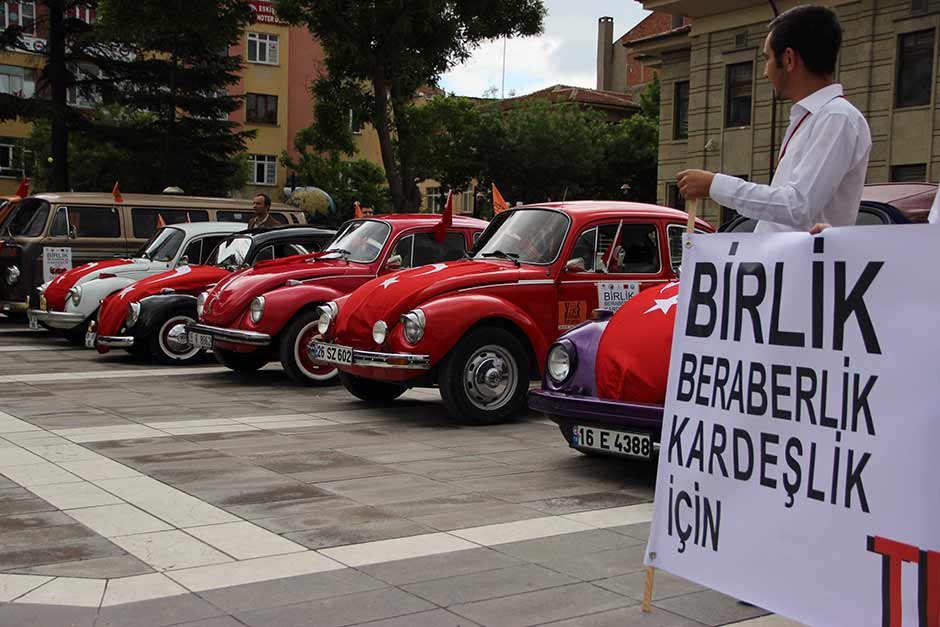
xmin=28 ymin=222 xmax=246 ymax=340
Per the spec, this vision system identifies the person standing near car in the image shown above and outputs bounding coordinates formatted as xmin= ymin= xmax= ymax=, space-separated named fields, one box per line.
xmin=676 ymin=5 xmax=871 ymax=232
xmin=248 ymin=193 xmax=279 ymax=229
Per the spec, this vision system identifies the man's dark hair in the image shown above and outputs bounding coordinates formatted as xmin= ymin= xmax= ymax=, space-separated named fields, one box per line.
xmin=768 ymin=5 xmax=842 ymax=77
xmin=255 ymin=193 xmax=271 ymax=208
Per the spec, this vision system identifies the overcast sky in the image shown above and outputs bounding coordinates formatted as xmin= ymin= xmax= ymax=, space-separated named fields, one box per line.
xmin=439 ymin=1 xmax=650 ymax=98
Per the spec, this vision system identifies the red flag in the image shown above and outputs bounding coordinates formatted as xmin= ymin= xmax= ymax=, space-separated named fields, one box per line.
xmin=156 ymin=214 xmax=166 ymax=228
xmin=492 ymin=183 xmax=508 ymax=214
xmin=595 ymin=282 xmax=679 ymax=404
xmin=599 ymin=220 xmax=623 ymax=273
xmin=354 ymin=201 xmax=363 ymax=219
xmin=14 ymin=176 xmax=28 ymax=198
xmin=185 ymin=212 xmax=191 ymax=223
xmin=112 ymin=182 xmax=123 ymax=204
xmin=433 ymin=191 xmax=453 ymax=242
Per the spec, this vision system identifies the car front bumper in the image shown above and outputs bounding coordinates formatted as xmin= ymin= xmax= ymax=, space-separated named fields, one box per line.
xmin=528 ymin=389 xmax=665 ymax=436
xmin=27 ymin=309 xmax=86 ymax=329
xmin=348 ymin=347 xmax=430 ymax=370
xmin=185 ymin=322 xmax=272 ymax=347
xmin=95 ymin=335 xmax=134 ymax=348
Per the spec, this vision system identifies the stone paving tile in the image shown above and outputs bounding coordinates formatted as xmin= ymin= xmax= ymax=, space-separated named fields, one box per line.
xmin=607 ymin=521 xmax=652 ymax=541
xmin=596 ymin=570 xmax=706 ymax=602
xmin=403 ymin=563 xmax=578 ymax=606
xmin=0 ymin=510 xmax=75 ymax=532
xmin=653 ymin=590 xmax=770 ymax=626
xmin=542 ymin=605 xmax=708 ymax=626
xmin=93 ymin=594 xmax=226 ymax=627
xmin=283 ymin=517 xmax=435 ymax=550
xmin=196 ymin=568 xmax=387 ymax=613
xmin=0 ymin=522 xmax=100 ymax=548
xmin=174 ymin=617 xmax=247 ymax=627
xmin=489 ymin=529 xmax=640 ymax=563
xmin=449 ymin=582 xmax=633 ymax=627
xmin=0 ymin=537 xmax=128 ymax=571
xmin=534 ymin=544 xmax=649 ymax=581
xmin=0 ymin=603 xmax=98 ymax=627
xmin=359 ymin=547 xmax=523 ymax=586
xmin=10 ymin=554 xmax=154 ymax=578
xmin=352 ymin=609 xmax=483 ymax=627
xmin=250 ymin=503 xmax=392 ymax=534
xmin=316 ymin=474 xmax=467 ymax=506
xmin=411 ymin=501 xmax=547 ymax=531
xmin=0 ymin=496 xmax=60 ymax=517
xmin=235 ymin=587 xmax=436 ymax=627
xmin=521 ymin=490 xmax=648 ymax=515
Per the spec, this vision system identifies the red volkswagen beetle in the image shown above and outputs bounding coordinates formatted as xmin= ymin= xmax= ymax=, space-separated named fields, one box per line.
xmin=185 ymin=214 xmax=487 ymax=382
xmin=313 ymin=202 xmax=713 ymax=424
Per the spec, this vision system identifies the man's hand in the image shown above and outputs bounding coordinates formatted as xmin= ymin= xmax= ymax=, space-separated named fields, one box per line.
xmin=809 ymin=223 xmax=831 ymax=235
xmin=677 ymin=170 xmax=716 ymax=200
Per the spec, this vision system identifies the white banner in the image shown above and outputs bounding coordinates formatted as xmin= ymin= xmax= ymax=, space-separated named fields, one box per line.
xmin=42 ymin=247 xmax=71 ymax=283
xmin=646 ymin=226 xmax=940 ymax=627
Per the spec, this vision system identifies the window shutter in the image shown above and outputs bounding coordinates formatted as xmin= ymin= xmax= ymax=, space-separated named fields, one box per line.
xmin=265 ymin=158 xmax=276 ymax=184
xmin=268 ymin=37 xmax=279 ymax=65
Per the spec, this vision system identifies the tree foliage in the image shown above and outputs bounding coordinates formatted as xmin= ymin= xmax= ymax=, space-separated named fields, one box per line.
xmin=277 ymin=0 xmax=546 ymax=212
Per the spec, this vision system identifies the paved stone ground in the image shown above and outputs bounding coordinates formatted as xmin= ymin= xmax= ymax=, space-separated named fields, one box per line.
xmin=0 ymin=322 xmax=807 ymax=626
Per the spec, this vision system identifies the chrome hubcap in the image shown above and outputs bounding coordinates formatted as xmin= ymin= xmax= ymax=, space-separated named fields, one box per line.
xmin=463 ymin=344 xmax=517 ymax=411
xmin=160 ymin=316 xmax=199 ymax=359
xmin=166 ymin=324 xmax=190 ymax=351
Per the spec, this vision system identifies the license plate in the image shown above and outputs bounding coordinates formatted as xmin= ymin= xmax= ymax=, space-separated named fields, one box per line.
xmin=84 ymin=332 xmax=96 ymax=349
xmin=28 ymin=316 xmax=38 ymax=330
xmin=310 ymin=341 xmax=353 ymax=366
xmin=572 ymin=426 xmax=652 ymax=459
xmin=188 ymin=332 xmax=212 ymax=350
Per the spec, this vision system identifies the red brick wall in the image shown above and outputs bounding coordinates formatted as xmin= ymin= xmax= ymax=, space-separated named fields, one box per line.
xmin=622 ymin=12 xmax=690 ymax=89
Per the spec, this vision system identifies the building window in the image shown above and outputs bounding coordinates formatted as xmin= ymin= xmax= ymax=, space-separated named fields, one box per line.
xmin=891 ymin=164 xmax=927 ymax=182
xmin=911 ymin=0 xmax=927 ymax=13
xmin=426 ymin=186 xmax=442 ymax=213
xmin=896 ymin=30 xmax=935 ymax=108
xmin=69 ymin=4 xmax=96 ymax=23
xmin=247 ymin=32 xmax=279 ymax=65
xmin=246 ymin=93 xmax=278 ymax=125
xmin=0 ymin=2 xmax=35 ymax=34
xmin=0 ymin=65 xmax=36 ymax=98
xmin=67 ymin=64 xmax=102 ymax=108
xmin=0 ymin=144 xmax=14 ymax=175
xmin=249 ymin=154 xmax=277 ymax=185
xmin=673 ymin=81 xmax=689 ymax=140
xmin=725 ymin=62 xmax=753 ymax=127
xmin=666 ymin=183 xmax=685 ymax=212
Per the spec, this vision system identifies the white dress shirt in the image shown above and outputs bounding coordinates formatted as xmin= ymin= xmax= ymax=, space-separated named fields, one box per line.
xmin=709 ymin=84 xmax=872 ymax=233
xmin=929 ymin=185 xmax=939 ymax=224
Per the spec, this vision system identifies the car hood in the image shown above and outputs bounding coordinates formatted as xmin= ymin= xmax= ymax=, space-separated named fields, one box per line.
xmin=201 ymin=257 xmax=368 ymax=327
xmin=333 ymin=259 xmax=525 ymax=341
xmin=44 ymin=258 xmax=140 ymax=310
xmin=97 ymin=265 xmax=228 ymax=337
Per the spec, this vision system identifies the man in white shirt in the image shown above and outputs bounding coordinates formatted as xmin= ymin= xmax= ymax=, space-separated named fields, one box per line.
xmin=676 ymin=5 xmax=872 ymax=232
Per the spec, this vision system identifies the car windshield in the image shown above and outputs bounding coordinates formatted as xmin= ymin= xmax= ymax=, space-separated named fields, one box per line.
xmin=4 ymin=197 xmax=49 ymax=237
xmin=206 ymin=236 xmax=252 ymax=268
xmin=323 ymin=220 xmax=391 ymax=263
xmin=474 ymin=208 xmax=570 ymax=264
xmin=140 ymin=227 xmax=185 ymax=262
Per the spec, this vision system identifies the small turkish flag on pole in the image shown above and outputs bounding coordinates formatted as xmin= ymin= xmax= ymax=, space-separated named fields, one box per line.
xmin=185 ymin=212 xmax=191 ymax=223
xmin=112 ymin=182 xmax=123 ymax=204
xmin=433 ymin=190 xmax=453 ymax=242
xmin=354 ymin=201 xmax=363 ymax=219
xmin=14 ymin=176 xmax=28 ymax=198
xmin=492 ymin=183 xmax=508 ymax=214
xmin=156 ymin=214 xmax=166 ymax=228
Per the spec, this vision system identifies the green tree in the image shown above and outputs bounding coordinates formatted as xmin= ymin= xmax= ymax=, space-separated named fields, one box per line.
xmin=277 ymin=0 xmax=546 ymax=212
xmin=637 ymin=73 xmax=661 ymax=121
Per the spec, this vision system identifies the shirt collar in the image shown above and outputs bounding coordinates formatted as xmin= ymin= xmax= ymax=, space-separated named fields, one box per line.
xmin=791 ymin=83 xmax=844 ymax=117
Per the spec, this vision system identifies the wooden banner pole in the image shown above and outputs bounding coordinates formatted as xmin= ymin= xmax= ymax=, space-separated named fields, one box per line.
xmin=641 ymin=563 xmax=656 ymax=612
xmin=686 ymin=198 xmax=699 ymax=234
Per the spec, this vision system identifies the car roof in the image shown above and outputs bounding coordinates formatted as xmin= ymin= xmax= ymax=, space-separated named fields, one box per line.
xmin=233 ymin=225 xmax=337 ymax=243
xmin=162 ymin=222 xmax=247 ymax=235
xmin=506 ymin=201 xmax=714 ymax=229
xmin=31 ymin=192 xmax=298 ymax=212
xmin=354 ymin=214 xmax=489 ymax=229
xmin=862 ymin=183 xmax=936 ymax=222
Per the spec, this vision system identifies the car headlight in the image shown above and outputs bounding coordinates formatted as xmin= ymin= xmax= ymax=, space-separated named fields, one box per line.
xmin=5 ymin=266 xmax=19 ymax=285
xmin=317 ymin=301 xmax=338 ymax=334
xmin=196 ymin=291 xmax=208 ymax=318
xmin=400 ymin=309 xmax=426 ymax=345
xmin=547 ymin=342 xmax=577 ymax=384
xmin=372 ymin=320 xmax=387 ymax=345
xmin=39 ymin=293 xmax=47 ymax=311
xmin=126 ymin=302 xmax=141 ymax=328
xmin=69 ymin=285 xmax=82 ymax=306
xmin=249 ymin=296 xmax=265 ymax=324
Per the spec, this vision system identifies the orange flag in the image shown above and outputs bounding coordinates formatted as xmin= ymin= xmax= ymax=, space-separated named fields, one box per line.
xmin=112 ymin=181 xmax=123 ymax=204
xmin=354 ymin=201 xmax=363 ymax=219
xmin=14 ymin=176 xmax=28 ymax=198
xmin=492 ymin=183 xmax=509 ymax=214
xmin=156 ymin=214 xmax=167 ymax=228
xmin=433 ymin=191 xmax=453 ymax=242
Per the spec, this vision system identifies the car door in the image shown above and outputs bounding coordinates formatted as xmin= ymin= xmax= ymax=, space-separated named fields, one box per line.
xmin=556 ymin=218 xmax=665 ymax=331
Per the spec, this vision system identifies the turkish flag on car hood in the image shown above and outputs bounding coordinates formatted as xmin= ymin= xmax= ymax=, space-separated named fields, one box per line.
xmin=595 ymin=281 xmax=679 ymax=405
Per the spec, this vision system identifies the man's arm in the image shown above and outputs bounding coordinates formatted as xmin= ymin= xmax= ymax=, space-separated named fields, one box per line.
xmin=680 ymin=113 xmax=863 ymax=230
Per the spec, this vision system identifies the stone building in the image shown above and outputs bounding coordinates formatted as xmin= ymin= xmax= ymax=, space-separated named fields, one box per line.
xmin=631 ymin=0 xmax=940 ymax=226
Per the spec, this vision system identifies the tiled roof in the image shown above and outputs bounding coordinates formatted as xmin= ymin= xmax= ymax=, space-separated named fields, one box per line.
xmin=626 ymin=24 xmax=692 ymax=47
xmin=504 ymin=84 xmax=638 ymax=110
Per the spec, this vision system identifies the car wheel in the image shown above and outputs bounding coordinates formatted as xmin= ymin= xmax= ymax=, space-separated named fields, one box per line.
xmin=339 ymin=371 xmax=406 ymax=402
xmin=439 ymin=327 xmax=531 ymax=425
xmin=279 ymin=309 xmax=338 ymax=385
xmin=149 ymin=309 xmax=203 ymax=365
xmin=214 ymin=347 xmax=268 ymax=372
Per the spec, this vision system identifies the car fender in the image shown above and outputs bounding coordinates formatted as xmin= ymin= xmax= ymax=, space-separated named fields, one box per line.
xmin=136 ymin=294 xmax=198 ymax=337
xmin=64 ymin=276 xmax=136 ymax=318
xmin=415 ymin=293 xmax=552 ymax=373
xmin=244 ymin=283 xmax=347 ymax=337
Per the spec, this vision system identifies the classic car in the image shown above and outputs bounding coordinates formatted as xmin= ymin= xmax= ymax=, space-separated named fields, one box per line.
xmin=532 ymin=190 xmax=927 ymax=461
xmin=27 ymin=221 xmax=246 ymax=340
xmin=185 ymin=214 xmax=488 ymax=382
xmin=312 ymin=202 xmax=713 ymax=424
xmin=90 ymin=225 xmax=335 ymax=364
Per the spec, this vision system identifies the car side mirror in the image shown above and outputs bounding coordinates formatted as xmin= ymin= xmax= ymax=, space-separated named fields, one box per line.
xmin=178 ymin=256 xmax=189 ymax=266
xmin=68 ymin=225 xmax=77 ymax=240
xmin=385 ymin=254 xmax=402 ymax=270
xmin=565 ymin=257 xmax=586 ymax=273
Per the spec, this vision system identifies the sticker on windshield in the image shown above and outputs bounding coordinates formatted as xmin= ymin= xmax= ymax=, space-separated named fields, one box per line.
xmin=597 ymin=282 xmax=639 ymax=313
xmin=43 ymin=247 xmax=72 ymax=282
xmin=558 ymin=300 xmax=587 ymax=330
